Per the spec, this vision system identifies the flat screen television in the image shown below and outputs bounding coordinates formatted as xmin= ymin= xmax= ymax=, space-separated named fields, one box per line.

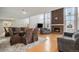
xmin=37 ymin=23 xmax=43 ymax=28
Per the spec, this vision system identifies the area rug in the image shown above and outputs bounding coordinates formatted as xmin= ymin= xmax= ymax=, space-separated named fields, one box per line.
xmin=0 ymin=37 xmax=47 ymax=52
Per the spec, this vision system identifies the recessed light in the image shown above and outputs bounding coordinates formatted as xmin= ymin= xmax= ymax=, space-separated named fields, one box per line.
xmin=22 ymin=11 xmax=27 ymax=14
xmin=22 ymin=9 xmax=27 ymax=14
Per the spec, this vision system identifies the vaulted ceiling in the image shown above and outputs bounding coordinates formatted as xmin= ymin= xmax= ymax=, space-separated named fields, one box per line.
xmin=0 ymin=7 xmax=62 ymax=20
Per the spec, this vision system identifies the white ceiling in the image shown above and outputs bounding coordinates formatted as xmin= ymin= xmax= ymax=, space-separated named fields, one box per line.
xmin=0 ymin=7 xmax=62 ymax=20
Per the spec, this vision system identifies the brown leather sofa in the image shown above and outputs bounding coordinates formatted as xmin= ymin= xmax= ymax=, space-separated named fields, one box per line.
xmin=10 ymin=28 xmax=38 ymax=45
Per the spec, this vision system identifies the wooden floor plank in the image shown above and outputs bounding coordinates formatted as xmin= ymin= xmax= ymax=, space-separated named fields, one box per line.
xmin=27 ymin=33 xmax=63 ymax=52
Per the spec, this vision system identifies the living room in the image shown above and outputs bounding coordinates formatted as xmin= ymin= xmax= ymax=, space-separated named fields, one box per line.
xmin=0 ymin=7 xmax=79 ymax=52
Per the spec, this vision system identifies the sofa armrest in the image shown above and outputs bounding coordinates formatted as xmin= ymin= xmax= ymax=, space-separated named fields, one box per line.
xmin=57 ymin=37 xmax=75 ymax=52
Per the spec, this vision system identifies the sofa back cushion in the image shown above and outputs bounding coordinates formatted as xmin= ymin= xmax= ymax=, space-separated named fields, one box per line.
xmin=23 ymin=29 xmax=33 ymax=44
xmin=64 ymin=32 xmax=73 ymax=37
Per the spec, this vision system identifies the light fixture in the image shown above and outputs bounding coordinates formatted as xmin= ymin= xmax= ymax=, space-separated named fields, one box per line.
xmin=3 ymin=21 xmax=12 ymax=27
xmin=55 ymin=17 xmax=58 ymax=20
xmin=22 ymin=9 xmax=27 ymax=14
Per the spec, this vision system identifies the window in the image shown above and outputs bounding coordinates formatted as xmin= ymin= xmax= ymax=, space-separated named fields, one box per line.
xmin=64 ymin=7 xmax=77 ymax=32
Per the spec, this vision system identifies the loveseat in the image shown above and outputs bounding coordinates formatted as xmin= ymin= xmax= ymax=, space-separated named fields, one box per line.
xmin=57 ymin=32 xmax=79 ymax=52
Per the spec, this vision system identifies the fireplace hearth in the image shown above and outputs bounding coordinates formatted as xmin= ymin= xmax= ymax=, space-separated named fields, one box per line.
xmin=52 ymin=26 xmax=63 ymax=34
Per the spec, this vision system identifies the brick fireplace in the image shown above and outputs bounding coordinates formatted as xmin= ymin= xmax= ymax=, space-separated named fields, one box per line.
xmin=51 ymin=8 xmax=64 ymax=34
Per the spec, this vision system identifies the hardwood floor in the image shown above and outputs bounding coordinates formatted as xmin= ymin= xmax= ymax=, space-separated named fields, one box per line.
xmin=27 ymin=33 xmax=63 ymax=52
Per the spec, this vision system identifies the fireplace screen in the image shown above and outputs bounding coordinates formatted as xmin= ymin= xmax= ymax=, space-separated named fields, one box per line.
xmin=54 ymin=28 xmax=60 ymax=32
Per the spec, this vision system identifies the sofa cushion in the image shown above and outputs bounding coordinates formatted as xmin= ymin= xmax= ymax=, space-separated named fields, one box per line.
xmin=10 ymin=34 xmax=22 ymax=45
